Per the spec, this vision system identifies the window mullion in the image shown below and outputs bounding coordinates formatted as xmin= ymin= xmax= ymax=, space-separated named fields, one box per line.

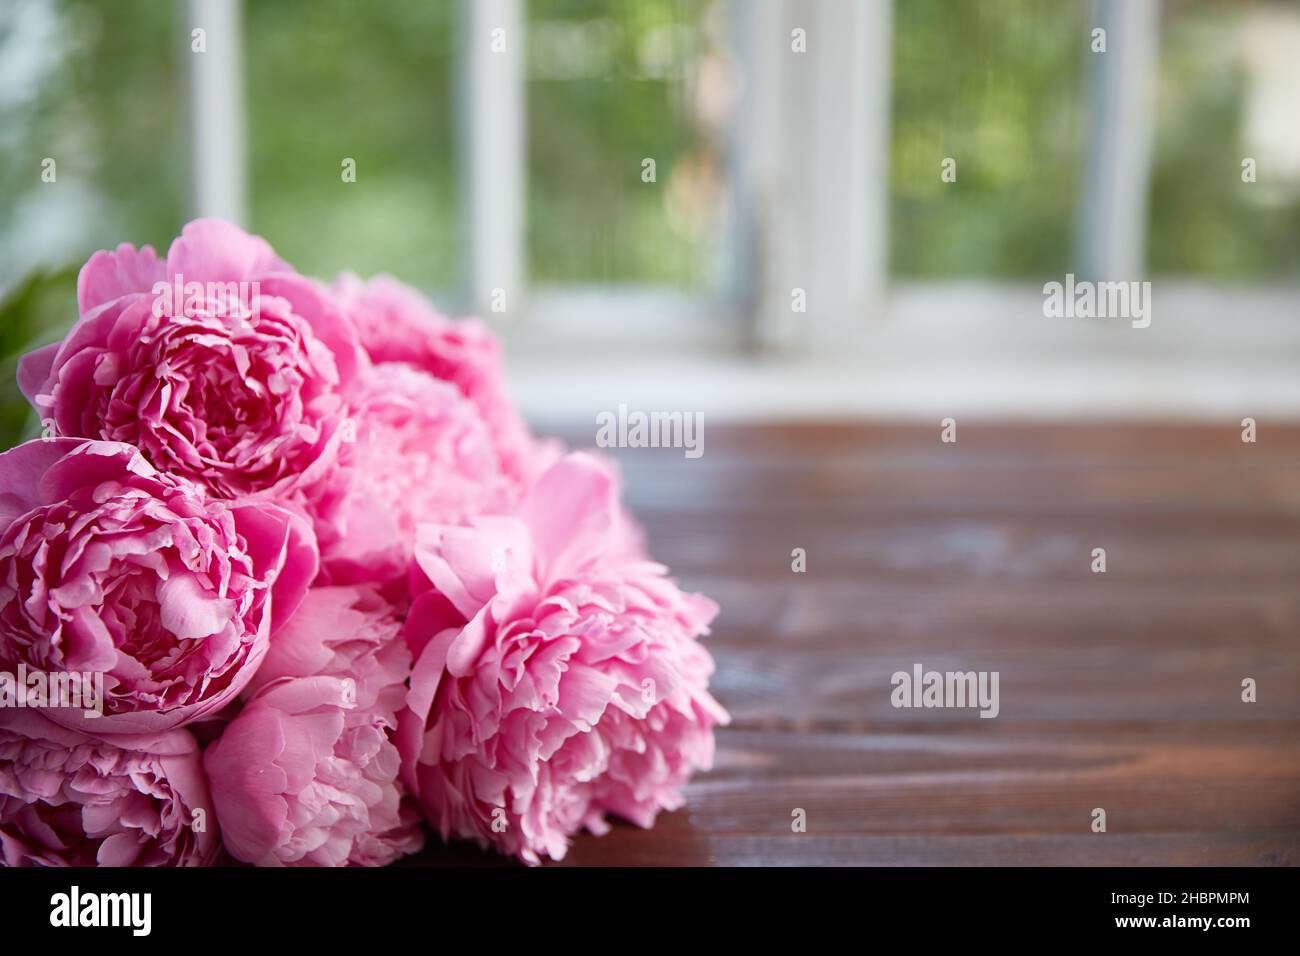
xmin=735 ymin=0 xmax=892 ymax=352
xmin=183 ymin=0 xmax=248 ymax=226
xmin=1077 ymin=0 xmax=1161 ymax=280
xmin=459 ymin=0 xmax=525 ymax=321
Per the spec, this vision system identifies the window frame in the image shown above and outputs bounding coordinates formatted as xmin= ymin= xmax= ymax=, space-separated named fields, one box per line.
xmin=180 ymin=0 xmax=1299 ymax=419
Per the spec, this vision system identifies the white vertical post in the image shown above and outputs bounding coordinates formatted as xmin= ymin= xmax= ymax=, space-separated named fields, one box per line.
xmin=735 ymin=0 xmax=892 ymax=352
xmin=808 ymin=0 xmax=891 ymax=343
xmin=728 ymin=0 xmax=784 ymax=346
xmin=184 ymin=0 xmax=248 ymax=226
xmin=460 ymin=0 xmax=525 ymax=319
xmin=1078 ymin=0 xmax=1160 ymax=280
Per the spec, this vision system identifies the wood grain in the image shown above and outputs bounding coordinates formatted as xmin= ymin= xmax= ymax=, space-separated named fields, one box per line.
xmin=405 ymin=423 xmax=1300 ymax=866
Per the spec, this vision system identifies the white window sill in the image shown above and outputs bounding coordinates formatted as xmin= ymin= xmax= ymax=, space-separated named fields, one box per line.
xmin=506 ymin=282 xmax=1300 ymax=422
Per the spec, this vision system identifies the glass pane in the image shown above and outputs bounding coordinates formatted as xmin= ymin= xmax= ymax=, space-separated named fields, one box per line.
xmin=0 ymin=0 xmax=183 ymax=448
xmin=890 ymin=0 xmax=1089 ymax=277
xmin=1148 ymin=0 xmax=1300 ymax=277
xmin=245 ymin=0 xmax=458 ymax=288
xmin=0 ymin=0 xmax=184 ymax=291
xmin=526 ymin=0 xmax=729 ymax=287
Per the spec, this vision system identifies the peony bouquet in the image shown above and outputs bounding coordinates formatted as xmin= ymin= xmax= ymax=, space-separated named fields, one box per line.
xmin=0 ymin=220 xmax=726 ymax=866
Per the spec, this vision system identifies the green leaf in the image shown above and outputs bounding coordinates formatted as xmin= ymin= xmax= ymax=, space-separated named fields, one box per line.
xmin=0 ymin=264 xmax=79 ymax=450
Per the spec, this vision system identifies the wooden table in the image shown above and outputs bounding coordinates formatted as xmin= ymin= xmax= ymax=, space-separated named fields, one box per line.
xmin=407 ymin=423 xmax=1300 ymax=866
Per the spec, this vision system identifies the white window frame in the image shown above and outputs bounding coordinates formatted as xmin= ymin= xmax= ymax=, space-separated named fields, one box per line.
xmin=1077 ymin=0 xmax=1160 ymax=280
xmin=182 ymin=0 xmax=1300 ymax=420
xmin=459 ymin=0 xmax=524 ymax=319
xmin=184 ymin=0 xmax=247 ymax=226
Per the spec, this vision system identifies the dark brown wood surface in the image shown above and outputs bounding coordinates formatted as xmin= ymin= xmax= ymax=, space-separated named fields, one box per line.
xmin=406 ymin=423 xmax=1300 ymax=866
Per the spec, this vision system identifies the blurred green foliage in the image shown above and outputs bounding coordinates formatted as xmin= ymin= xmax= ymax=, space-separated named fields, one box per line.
xmin=0 ymin=265 xmax=78 ymax=448
xmin=0 ymin=0 xmax=185 ymax=279
xmin=1148 ymin=0 xmax=1300 ymax=276
xmin=245 ymin=0 xmax=459 ymax=287
xmin=890 ymin=0 xmax=1089 ymax=276
xmin=891 ymin=0 xmax=1300 ymax=278
xmin=526 ymin=0 xmax=722 ymax=286
xmin=0 ymin=0 xmax=181 ymax=449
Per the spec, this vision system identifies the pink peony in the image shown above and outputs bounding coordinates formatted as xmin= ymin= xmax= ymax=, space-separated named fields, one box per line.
xmin=318 ymin=363 xmax=516 ymax=586
xmin=0 ymin=708 xmax=218 ymax=866
xmin=204 ymin=586 xmax=423 ymax=866
xmin=0 ymin=439 xmax=317 ymax=735
xmin=18 ymin=219 xmax=364 ymax=504
xmin=397 ymin=453 xmax=727 ymax=864
xmin=332 ymin=273 xmax=556 ymax=491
